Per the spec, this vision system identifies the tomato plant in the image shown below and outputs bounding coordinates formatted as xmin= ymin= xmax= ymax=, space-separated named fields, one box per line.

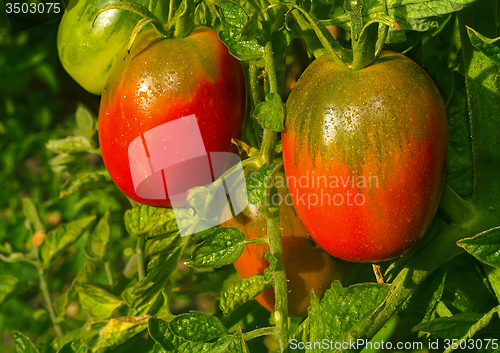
xmin=224 ymin=175 xmax=351 ymax=317
xmin=57 ymin=0 xmax=168 ymax=95
xmin=282 ymin=51 xmax=448 ymax=262
xmin=3 ymin=0 xmax=500 ymax=352
xmin=98 ymin=27 xmax=246 ymax=207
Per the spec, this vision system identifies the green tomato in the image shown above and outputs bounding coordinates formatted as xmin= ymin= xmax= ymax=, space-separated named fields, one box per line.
xmin=57 ymin=0 xmax=168 ymax=95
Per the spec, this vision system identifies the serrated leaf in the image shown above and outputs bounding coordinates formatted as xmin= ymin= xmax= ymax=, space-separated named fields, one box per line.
xmin=46 ymin=136 xmax=94 ymax=154
xmin=13 ymin=331 xmax=39 ymax=353
xmin=77 ymin=285 xmax=125 ymax=321
xmin=92 ymin=315 xmax=150 ymax=353
xmin=289 ymin=318 xmax=310 ymax=352
xmin=240 ymin=13 xmax=264 ymax=42
xmin=125 ymin=204 xmax=168 ymax=236
xmin=148 ymin=318 xmax=246 ymax=352
xmin=413 ymin=312 xmax=485 ymax=339
xmin=75 ymin=104 xmax=95 ymax=141
xmin=246 ymin=163 xmax=281 ymax=205
xmin=22 ymin=198 xmax=44 ymax=232
xmin=186 ymin=227 xmax=246 ymax=268
xmin=458 ymin=226 xmax=500 ymax=268
xmin=51 ymin=322 xmax=105 ymax=352
xmin=57 ymin=338 xmax=88 ymax=353
xmin=60 ymin=171 xmax=111 ymax=199
xmin=146 ymin=209 xmax=180 ymax=240
xmin=169 ymin=312 xmax=227 ymax=342
xmin=54 ymin=261 xmax=96 ymax=317
xmin=467 ymin=26 xmax=500 ymax=65
xmin=253 ymin=93 xmax=284 ymax=132
xmin=308 ymin=282 xmax=394 ymax=346
xmin=220 ymin=273 xmax=272 ymax=315
xmin=128 ymin=236 xmax=186 ymax=316
xmin=398 ymin=263 xmax=448 ymax=330
xmin=0 ymin=275 xmax=22 ymax=305
xmin=84 ymin=210 xmax=111 ymax=262
xmin=329 ymin=0 xmax=477 ymax=43
xmin=219 ymin=1 xmax=264 ymax=60
xmin=38 ymin=216 xmax=96 ymax=269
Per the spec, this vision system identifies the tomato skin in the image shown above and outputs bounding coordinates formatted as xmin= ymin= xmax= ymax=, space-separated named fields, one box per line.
xmin=98 ymin=28 xmax=246 ymax=207
xmin=57 ymin=0 xmax=168 ymax=95
xmin=282 ymin=51 xmax=448 ymax=263
xmin=224 ymin=178 xmax=350 ymax=317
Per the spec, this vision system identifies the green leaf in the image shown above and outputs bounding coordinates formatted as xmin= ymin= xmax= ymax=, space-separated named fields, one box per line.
xmin=57 ymin=338 xmax=88 ymax=353
xmin=413 ymin=312 xmax=485 ymax=339
xmin=77 ymin=285 xmax=126 ymax=321
xmin=92 ymin=315 xmax=150 ymax=353
xmin=174 ymin=0 xmax=195 ymax=38
xmin=51 ymin=322 xmax=105 ymax=352
xmin=308 ymin=282 xmax=394 ymax=344
xmin=60 ymin=171 xmax=111 ymax=199
xmin=128 ymin=236 xmax=187 ymax=316
xmin=220 ymin=273 xmax=273 ymax=315
xmin=46 ymin=136 xmax=94 ymax=154
xmin=218 ymin=1 xmax=264 ymax=60
xmin=13 ymin=331 xmax=39 ymax=353
xmin=0 ymin=275 xmax=22 ymax=305
xmin=169 ymin=312 xmax=227 ymax=342
xmin=240 ymin=13 xmax=265 ymax=42
xmin=75 ymin=104 xmax=95 ymax=142
xmin=253 ymin=93 xmax=284 ymax=132
xmin=125 ymin=204 xmax=168 ymax=236
xmin=329 ymin=0 xmax=478 ymax=43
xmin=458 ymin=226 xmax=500 ymax=268
xmin=246 ymin=163 xmax=281 ymax=205
xmin=38 ymin=216 xmax=96 ymax=269
xmin=84 ymin=210 xmax=111 ymax=262
xmin=54 ymin=261 xmax=96 ymax=317
xmin=186 ymin=227 xmax=246 ymax=268
xmin=146 ymin=209 xmax=180 ymax=240
xmin=148 ymin=318 xmax=246 ymax=352
xmin=22 ymin=197 xmax=44 ymax=232
xmin=467 ymin=26 xmax=500 ymax=65
xmin=398 ymin=263 xmax=448 ymax=331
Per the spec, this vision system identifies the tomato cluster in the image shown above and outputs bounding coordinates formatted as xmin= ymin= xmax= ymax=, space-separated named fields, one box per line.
xmin=58 ymin=2 xmax=447 ymax=316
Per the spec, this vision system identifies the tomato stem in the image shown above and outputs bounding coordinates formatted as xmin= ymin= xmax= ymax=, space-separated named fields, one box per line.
xmin=439 ymin=184 xmax=476 ymax=224
xmin=136 ymin=236 xmax=146 ymax=281
xmin=242 ymin=326 xmax=277 ymax=341
xmin=37 ymin=266 xmax=63 ymax=337
xmin=266 ymin=188 xmax=289 ymax=352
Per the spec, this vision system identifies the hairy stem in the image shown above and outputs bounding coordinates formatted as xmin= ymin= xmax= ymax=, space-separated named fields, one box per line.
xmin=266 ymin=188 xmax=288 ymax=352
xmin=136 ymin=236 xmax=146 ymax=281
xmin=38 ymin=267 xmax=63 ymax=337
xmin=242 ymin=326 xmax=277 ymax=341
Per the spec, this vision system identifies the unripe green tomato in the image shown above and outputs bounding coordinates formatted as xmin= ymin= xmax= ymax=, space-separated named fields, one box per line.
xmin=57 ymin=0 xmax=168 ymax=95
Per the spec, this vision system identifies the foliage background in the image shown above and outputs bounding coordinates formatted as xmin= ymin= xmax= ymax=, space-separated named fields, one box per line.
xmin=1 ymin=0 xmax=500 ymax=352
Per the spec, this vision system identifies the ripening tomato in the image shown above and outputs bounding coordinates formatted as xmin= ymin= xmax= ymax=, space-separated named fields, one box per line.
xmin=224 ymin=175 xmax=351 ymax=317
xmin=282 ymin=51 xmax=448 ymax=262
xmin=98 ymin=28 xmax=246 ymax=207
xmin=57 ymin=0 xmax=168 ymax=95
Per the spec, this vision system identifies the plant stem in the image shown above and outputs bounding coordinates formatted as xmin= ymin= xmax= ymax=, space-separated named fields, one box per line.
xmin=255 ymin=14 xmax=289 ymax=351
xmin=242 ymin=326 xmax=277 ymax=341
xmin=266 ymin=190 xmax=289 ymax=352
xmin=38 ymin=267 xmax=63 ymax=337
xmin=104 ymin=262 xmax=114 ymax=286
xmin=136 ymin=237 xmax=146 ymax=281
